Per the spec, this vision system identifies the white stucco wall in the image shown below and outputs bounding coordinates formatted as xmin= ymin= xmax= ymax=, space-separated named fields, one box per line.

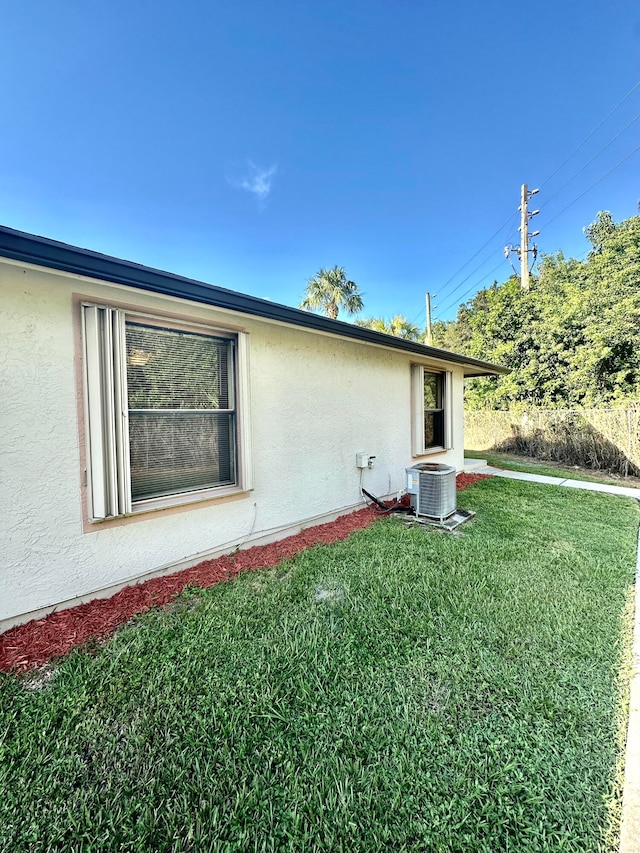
xmin=0 ymin=258 xmax=465 ymax=627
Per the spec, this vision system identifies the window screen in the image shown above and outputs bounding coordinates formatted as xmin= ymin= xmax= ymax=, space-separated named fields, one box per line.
xmin=423 ymin=371 xmax=445 ymax=450
xmin=125 ymin=322 xmax=236 ymax=501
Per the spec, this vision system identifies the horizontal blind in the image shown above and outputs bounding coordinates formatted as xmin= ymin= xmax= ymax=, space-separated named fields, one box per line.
xmin=125 ymin=322 xmax=235 ymax=501
xmin=423 ymin=370 xmax=445 ymax=450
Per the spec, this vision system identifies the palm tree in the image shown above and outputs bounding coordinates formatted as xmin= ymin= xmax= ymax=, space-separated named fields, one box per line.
xmin=299 ymin=266 xmax=363 ymax=320
xmin=355 ymin=314 xmax=422 ymax=341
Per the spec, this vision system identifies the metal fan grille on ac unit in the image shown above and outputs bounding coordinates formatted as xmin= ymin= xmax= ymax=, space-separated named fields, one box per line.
xmin=406 ymin=463 xmax=456 ymax=522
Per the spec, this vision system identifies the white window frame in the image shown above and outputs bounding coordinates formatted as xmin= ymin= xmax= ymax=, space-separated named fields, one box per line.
xmin=81 ymin=303 xmax=252 ymax=521
xmin=411 ymin=365 xmax=452 ymax=456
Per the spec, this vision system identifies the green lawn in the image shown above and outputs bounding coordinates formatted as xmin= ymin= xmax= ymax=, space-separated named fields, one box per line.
xmin=465 ymin=449 xmax=634 ymax=486
xmin=1 ymin=479 xmax=638 ymax=852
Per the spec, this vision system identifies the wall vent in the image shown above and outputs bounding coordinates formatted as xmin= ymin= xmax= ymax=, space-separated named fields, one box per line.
xmin=406 ymin=463 xmax=457 ymax=522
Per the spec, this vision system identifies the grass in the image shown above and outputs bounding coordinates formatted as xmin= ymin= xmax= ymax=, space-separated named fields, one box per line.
xmin=465 ymin=449 xmax=637 ymax=486
xmin=1 ymin=478 xmax=638 ymax=852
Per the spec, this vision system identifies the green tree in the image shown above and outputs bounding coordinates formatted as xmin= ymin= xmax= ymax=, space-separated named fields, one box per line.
xmin=572 ymin=211 xmax=640 ymax=403
xmin=583 ymin=209 xmax=616 ymax=251
xmin=355 ymin=314 xmax=422 ymax=340
xmin=443 ymin=210 xmax=640 ymax=409
xmin=300 ymin=266 xmax=363 ymax=320
xmin=430 ymin=304 xmax=475 ymax=354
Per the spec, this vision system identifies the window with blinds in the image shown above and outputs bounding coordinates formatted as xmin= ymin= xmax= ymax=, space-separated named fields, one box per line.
xmin=411 ymin=365 xmax=451 ymax=455
xmin=423 ymin=370 xmax=445 ymax=449
xmin=82 ymin=305 xmax=249 ymax=520
xmin=126 ymin=322 xmax=235 ymax=501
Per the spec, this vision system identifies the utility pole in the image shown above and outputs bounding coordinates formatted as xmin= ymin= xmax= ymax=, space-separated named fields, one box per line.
xmin=505 ymin=184 xmax=540 ymax=290
xmin=425 ymin=292 xmax=432 ymax=345
xmin=520 ymin=183 xmax=530 ymax=291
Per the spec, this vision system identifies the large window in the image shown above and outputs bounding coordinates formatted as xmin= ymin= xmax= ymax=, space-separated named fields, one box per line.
xmin=82 ymin=305 xmax=251 ymax=520
xmin=412 ymin=365 xmax=451 ymax=455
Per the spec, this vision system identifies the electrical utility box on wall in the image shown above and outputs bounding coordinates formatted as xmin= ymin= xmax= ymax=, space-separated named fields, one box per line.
xmin=406 ymin=463 xmax=457 ymax=522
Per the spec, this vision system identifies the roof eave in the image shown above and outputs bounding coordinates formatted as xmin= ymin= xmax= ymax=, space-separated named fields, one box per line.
xmin=0 ymin=225 xmax=509 ymax=377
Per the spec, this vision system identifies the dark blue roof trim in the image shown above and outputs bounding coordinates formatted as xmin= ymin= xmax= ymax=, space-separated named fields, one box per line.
xmin=0 ymin=225 xmax=508 ymax=376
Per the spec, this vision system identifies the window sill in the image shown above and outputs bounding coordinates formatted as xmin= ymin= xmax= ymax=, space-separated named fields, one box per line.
xmin=85 ymin=485 xmax=252 ymax=531
xmin=412 ymin=446 xmax=449 ymax=458
xmin=131 ymin=483 xmax=245 ymax=515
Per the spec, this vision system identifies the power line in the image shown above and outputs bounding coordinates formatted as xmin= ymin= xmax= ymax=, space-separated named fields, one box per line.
xmin=543 ymin=110 xmax=640 ymax=211
xmin=573 ymin=247 xmax=591 ymax=261
xmin=539 ymin=79 xmax=640 ymax=190
xmin=544 ymin=143 xmax=640 ymax=229
xmin=437 ymin=210 xmax=518 ymax=296
xmin=440 ymin=223 xmax=516 ymax=302
xmin=417 ymin=81 xmax=640 ymax=329
xmin=424 ymin=208 xmax=518 ymax=323
xmin=435 ymin=258 xmax=509 ymax=318
xmin=430 ymin=143 xmax=614 ymax=321
xmin=433 ymin=151 xmax=626 ymax=323
xmin=435 ymin=226 xmax=602 ymax=322
xmin=436 ymin=211 xmax=518 ymax=308
xmin=435 ymin=260 xmax=506 ymax=318
xmin=434 ymin=241 xmax=598 ymax=322
xmin=411 ymin=306 xmax=426 ymax=326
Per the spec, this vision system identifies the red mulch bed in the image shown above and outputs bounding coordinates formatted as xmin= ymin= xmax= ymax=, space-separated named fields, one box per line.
xmin=455 ymin=472 xmax=492 ymax=490
xmin=0 ymin=473 xmax=491 ymax=674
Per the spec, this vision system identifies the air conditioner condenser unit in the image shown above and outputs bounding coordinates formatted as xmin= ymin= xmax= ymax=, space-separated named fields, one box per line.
xmin=406 ymin=463 xmax=457 ymax=522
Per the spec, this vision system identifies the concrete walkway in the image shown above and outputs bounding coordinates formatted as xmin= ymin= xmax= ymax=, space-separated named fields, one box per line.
xmin=464 ymin=459 xmax=640 ymax=501
xmin=464 ymin=459 xmax=640 ymax=852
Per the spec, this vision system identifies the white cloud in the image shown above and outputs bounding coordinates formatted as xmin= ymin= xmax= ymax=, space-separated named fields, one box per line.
xmin=233 ymin=161 xmax=277 ymax=204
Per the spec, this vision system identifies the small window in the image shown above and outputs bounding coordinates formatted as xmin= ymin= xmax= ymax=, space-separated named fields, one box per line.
xmin=423 ymin=371 xmax=445 ymax=449
xmin=412 ymin=365 xmax=450 ymax=455
xmin=81 ymin=305 xmax=251 ymax=520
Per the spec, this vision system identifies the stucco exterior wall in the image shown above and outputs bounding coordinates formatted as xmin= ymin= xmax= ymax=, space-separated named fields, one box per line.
xmin=1 ymin=259 xmax=465 ymax=628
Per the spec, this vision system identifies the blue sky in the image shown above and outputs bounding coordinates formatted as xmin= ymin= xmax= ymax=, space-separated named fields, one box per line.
xmin=1 ymin=1 xmax=639 ymax=324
